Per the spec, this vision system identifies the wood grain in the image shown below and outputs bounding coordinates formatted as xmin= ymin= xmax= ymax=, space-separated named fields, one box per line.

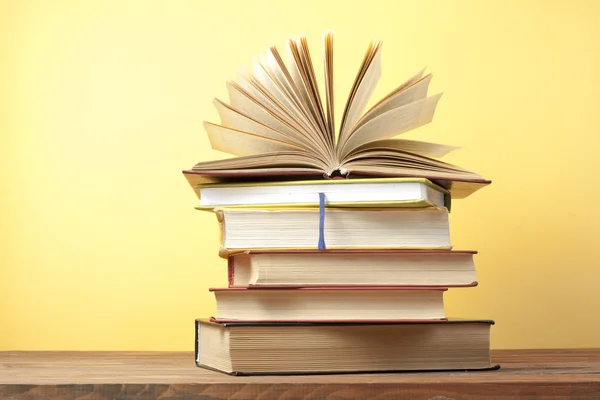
xmin=1 ymin=349 xmax=599 ymax=399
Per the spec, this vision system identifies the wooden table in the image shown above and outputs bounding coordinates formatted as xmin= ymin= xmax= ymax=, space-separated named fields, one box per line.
xmin=1 ymin=349 xmax=599 ymax=399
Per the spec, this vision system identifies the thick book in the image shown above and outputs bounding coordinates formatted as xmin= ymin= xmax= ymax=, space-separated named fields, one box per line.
xmin=194 ymin=177 xmax=450 ymax=210
xmin=182 ymin=31 xmax=490 ymax=200
xmin=228 ymin=249 xmax=477 ymax=288
xmin=195 ymin=318 xmax=498 ymax=375
xmin=209 ymin=286 xmax=448 ymax=322
xmin=214 ymin=207 xmax=451 ymax=257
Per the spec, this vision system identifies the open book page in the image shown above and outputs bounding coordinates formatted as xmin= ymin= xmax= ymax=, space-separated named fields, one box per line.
xmin=213 ymin=98 xmax=317 ymax=151
xmin=286 ymin=39 xmax=321 ymax=131
xmin=343 ymin=161 xmax=482 ymax=178
xmin=298 ymin=37 xmax=329 ymax=140
xmin=285 ymin=38 xmax=333 ymax=161
xmin=353 ymin=73 xmax=432 ymax=130
xmin=342 ymin=148 xmax=482 ymax=174
xmin=343 ymin=161 xmax=483 ymax=180
xmin=263 ymin=45 xmax=330 ymax=157
xmin=284 ymin=44 xmax=322 ymax=134
xmin=234 ymin=71 xmax=311 ymax=135
xmin=323 ymin=31 xmax=335 ymax=147
xmin=251 ymin=59 xmax=303 ymax=122
xmin=191 ymin=152 xmax=327 ymax=171
xmin=226 ymin=81 xmax=314 ymax=144
xmin=234 ymin=70 xmax=326 ymax=152
xmin=341 ymin=93 xmax=443 ymax=157
xmin=204 ymin=122 xmax=306 ymax=157
xmin=247 ymin=61 xmax=321 ymax=142
xmin=368 ymin=68 xmax=426 ymax=108
xmin=263 ymin=48 xmax=304 ymax=111
xmin=344 ymin=138 xmax=459 ymax=160
xmin=337 ymin=41 xmax=382 ymax=148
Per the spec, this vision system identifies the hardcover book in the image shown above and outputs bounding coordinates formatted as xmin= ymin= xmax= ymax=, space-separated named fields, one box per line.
xmin=182 ymin=31 xmax=490 ymax=199
xmin=209 ymin=286 xmax=448 ymax=322
xmin=214 ymin=207 xmax=452 ymax=257
xmin=194 ymin=177 xmax=450 ymax=210
xmin=227 ymin=249 xmax=478 ymax=287
xmin=195 ymin=319 xmax=498 ymax=375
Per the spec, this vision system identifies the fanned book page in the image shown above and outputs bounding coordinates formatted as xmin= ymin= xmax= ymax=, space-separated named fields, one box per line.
xmin=183 ymin=30 xmax=490 ymax=199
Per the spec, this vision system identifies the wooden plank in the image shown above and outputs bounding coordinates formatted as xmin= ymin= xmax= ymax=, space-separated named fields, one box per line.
xmin=1 ymin=349 xmax=599 ymax=399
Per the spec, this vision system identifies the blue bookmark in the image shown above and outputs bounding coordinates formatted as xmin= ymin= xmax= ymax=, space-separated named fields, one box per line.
xmin=318 ymin=192 xmax=326 ymax=250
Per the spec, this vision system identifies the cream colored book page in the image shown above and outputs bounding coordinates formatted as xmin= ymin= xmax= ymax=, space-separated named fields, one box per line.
xmin=191 ymin=152 xmax=326 ymax=170
xmin=247 ymin=61 xmax=320 ymax=139
xmin=338 ymin=41 xmax=382 ymax=145
xmin=344 ymin=149 xmax=474 ymax=172
xmin=226 ymin=79 xmax=325 ymax=153
xmin=213 ymin=98 xmax=297 ymax=143
xmin=285 ymin=41 xmax=322 ymax=132
xmin=204 ymin=122 xmax=303 ymax=157
xmin=263 ymin=46 xmax=326 ymax=146
xmin=341 ymin=93 xmax=443 ymax=156
xmin=265 ymin=47 xmax=333 ymax=159
xmin=213 ymin=98 xmax=317 ymax=151
xmin=342 ymin=150 xmax=485 ymax=180
xmin=263 ymin=47 xmax=306 ymax=112
xmin=262 ymin=42 xmax=331 ymax=157
xmin=225 ymin=81 xmax=313 ymax=142
xmin=298 ymin=36 xmax=328 ymax=139
xmin=285 ymin=38 xmax=329 ymax=146
xmin=323 ymin=31 xmax=335 ymax=147
xmin=342 ymin=163 xmax=481 ymax=181
xmin=234 ymin=72 xmax=311 ymax=134
xmin=354 ymin=73 xmax=432 ymax=130
xmin=368 ymin=68 xmax=425 ymax=108
xmin=345 ymin=138 xmax=459 ymax=160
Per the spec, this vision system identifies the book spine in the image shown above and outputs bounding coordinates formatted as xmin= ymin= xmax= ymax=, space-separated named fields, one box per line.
xmin=194 ymin=319 xmax=200 ymax=366
xmin=215 ymin=209 xmax=229 ymax=259
xmin=227 ymin=256 xmax=234 ymax=287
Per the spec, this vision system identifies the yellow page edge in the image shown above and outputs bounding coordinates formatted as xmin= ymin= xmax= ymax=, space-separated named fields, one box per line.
xmin=195 ymin=199 xmax=447 ymax=212
xmin=195 ymin=176 xmax=449 ymax=193
xmin=218 ymin=245 xmax=454 ymax=259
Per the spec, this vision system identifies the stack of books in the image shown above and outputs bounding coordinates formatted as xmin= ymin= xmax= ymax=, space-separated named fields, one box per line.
xmin=182 ymin=31 xmax=498 ymax=375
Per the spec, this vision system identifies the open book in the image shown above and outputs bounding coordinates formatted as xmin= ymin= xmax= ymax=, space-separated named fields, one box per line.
xmin=183 ymin=31 xmax=490 ymax=199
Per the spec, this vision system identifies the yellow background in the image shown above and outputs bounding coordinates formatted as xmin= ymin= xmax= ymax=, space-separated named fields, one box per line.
xmin=2 ymin=0 xmax=599 ymax=350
